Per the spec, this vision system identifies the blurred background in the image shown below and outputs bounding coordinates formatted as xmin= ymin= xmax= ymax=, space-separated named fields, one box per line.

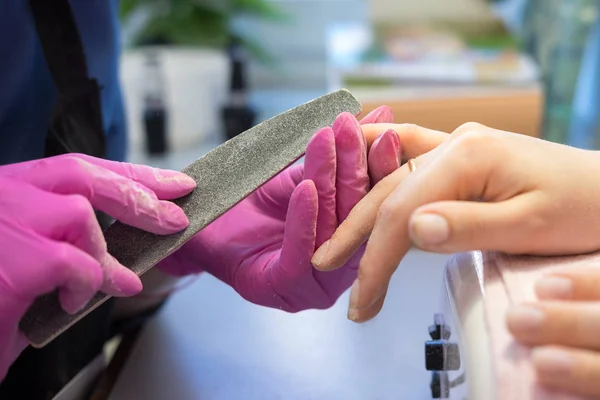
xmin=118 ymin=0 xmax=600 ymax=167
xmin=101 ymin=1 xmax=600 ymax=399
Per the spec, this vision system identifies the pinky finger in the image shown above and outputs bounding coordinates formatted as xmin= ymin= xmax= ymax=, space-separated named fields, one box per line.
xmin=533 ymin=345 xmax=600 ymax=397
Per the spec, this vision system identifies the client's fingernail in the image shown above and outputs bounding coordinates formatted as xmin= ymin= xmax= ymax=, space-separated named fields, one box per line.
xmin=536 ymin=276 xmax=573 ymax=299
xmin=410 ymin=213 xmax=450 ymax=246
xmin=532 ymin=347 xmax=574 ymax=376
xmin=506 ymin=305 xmax=545 ymax=333
xmin=348 ymin=279 xmax=361 ymax=320
xmin=311 ymin=240 xmax=330 ymax=269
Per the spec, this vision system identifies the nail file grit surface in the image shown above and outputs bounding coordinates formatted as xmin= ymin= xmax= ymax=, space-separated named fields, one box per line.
xmin=20 ymin=89 xmax=362 ymax=348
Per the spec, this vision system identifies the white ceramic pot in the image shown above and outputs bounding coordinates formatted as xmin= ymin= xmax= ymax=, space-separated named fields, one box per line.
xmin=120 ymin=47 xmax=229 ymax=154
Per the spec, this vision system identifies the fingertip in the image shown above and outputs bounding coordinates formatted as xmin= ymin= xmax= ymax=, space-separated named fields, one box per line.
xmin=347 ymin=288 xmax=386 ymax=323
xmin=101 ymin=255 xmax=143 ymax=297
xmin=290 ymin=179 xmax=318 ymax=212
xmin=305 ymin=127 xmax=336 ymax=175
xmin=333 ymin=112 xmax=362 ymax=140
xmin=308 ymin=126 xmax=334 ymax=147
xmin=165 ymin=171 xmax=196 ymax=189
xmin=359 ymin=105 xmax=394 ymax=125
xmin=409 ymin=212 xmax=451 ymax=249
xmin=158 ymin=201 xmax=190 ymax=234
xmin=279 ymin=180 xmax=319 ymax=280
xmin=368 ymin=129 xmax=401 ymax=183
xmin=152 ymin=169 xmax=197 ymax=198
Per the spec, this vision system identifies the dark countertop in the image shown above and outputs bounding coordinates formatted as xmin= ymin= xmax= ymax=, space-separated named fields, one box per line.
xmin=108 ymin=250 xmax=449 ymax=400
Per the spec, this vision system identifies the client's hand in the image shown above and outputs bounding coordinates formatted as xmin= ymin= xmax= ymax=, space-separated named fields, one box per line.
xmin=507 ymin=268 xmax=600 ymax=398
xmin=311 ymin=122 xmax=600 ymax=324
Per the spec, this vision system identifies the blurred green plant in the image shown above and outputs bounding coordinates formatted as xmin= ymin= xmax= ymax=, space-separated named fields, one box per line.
xmin=119 ymin=0 xmax=288 ymax=64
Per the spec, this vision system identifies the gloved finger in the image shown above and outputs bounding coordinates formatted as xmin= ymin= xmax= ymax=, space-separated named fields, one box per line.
xmin=532 ymin=345 xmax=600 ymax=398
xmin=358 ymin=105 xmax=394 ymax=125
xmin=250 ymin=164 xmax=304 ymax=221
xmin=2 ymin=222 xmax=103 ymax=314
xmin=368 ymin=129 xmax=402 ymax=185
xmin=408 ymin=197 xmax=537 ymax=254
xmin=2 ymin=154 xmax=196 ymax=199
xmin=535 ymin=268 xmax=600 ymax=300
xmin=274 ymin=180 xmax=331 ymax=310
xmin=304 ymin=127 xmax=337 ymax=247
xmin=333 ymin=112 xmax=369 ymax=222
xmin=22 ymin=193 xmax=142 ymax=296
xmin=507 ymin=301 xmax=600 ymax=351
xmin=361 ymin=123 xmax=448 ymax=157
xmin=17 ymin=157 xmax=189 ymax=235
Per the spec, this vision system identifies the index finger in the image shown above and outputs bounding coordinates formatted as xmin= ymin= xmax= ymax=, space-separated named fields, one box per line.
xmin=361 ymin=123 xmax=448 ymax=157
xmin=2 ymin=154 xmax=196 ymax=200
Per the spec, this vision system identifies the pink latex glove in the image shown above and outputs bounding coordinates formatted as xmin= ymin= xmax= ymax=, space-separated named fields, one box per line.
xmin=159 ymin=107 xmax=402 ymax=311
xmin=0 ymin=154 xmax=195 ymax=380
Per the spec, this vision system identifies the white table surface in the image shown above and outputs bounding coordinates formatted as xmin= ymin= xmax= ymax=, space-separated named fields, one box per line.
xmin=108 ymin=250 xmax=449 ymax=400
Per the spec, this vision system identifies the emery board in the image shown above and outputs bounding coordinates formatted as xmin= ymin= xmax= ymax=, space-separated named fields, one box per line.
xmin=19 ymin=89 xmax=362 ymax=348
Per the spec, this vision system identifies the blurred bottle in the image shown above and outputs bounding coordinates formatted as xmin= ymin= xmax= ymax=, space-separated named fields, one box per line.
xmin=142 ymin=50 xmax=169 ymax=155
xmin=221 ymin=39 xmax=256 ymax=141
xmin=523 ymin=0 xmax=598 ymax=144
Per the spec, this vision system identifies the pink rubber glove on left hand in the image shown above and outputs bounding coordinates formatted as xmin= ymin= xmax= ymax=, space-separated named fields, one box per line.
xmin=158 ymin=107 xmax=402 ymax=311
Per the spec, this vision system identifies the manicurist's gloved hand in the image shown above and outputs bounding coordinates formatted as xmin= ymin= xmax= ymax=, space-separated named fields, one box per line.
xmin=0 ymin=155 xmax=195 ymax=380
xmin=158 ymin=106 xmax=402 ymax=311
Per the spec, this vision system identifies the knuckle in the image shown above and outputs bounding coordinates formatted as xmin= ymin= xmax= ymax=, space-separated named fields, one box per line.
xmin=57 ymin=155 xmax=97 ymax=181
xmin=51 ymin=242 xmax=77 ymax=269
xmin=65 ymin=194 xmax=96 ymax=222
xmin=58 ymin=154 xmax=87 ymax=170
xmin=453 ymin=121 xmax=485 ymax=136
xmin=448 ymin=129 xmax=495 ymax=160
xmin=377 ymin=197 xmax=399 ymax=222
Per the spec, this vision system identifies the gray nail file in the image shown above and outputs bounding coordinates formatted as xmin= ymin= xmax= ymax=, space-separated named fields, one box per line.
xmin=19 ymin=89 xmax=362 ymax=348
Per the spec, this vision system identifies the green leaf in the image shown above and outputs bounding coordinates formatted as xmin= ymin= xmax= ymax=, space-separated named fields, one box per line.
xmin=121 ymin=0 xmax=288 ymax=67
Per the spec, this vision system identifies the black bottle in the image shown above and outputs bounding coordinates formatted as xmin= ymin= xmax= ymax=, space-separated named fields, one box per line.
xmin=142 ymin=50 xmax=169 ymax=155
xmin=221 ymin=39 xmax=256 ymax=141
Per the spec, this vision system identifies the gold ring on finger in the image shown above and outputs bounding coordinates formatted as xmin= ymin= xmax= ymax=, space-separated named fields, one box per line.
xmin=407 ymin=158 xmax=417 ymax=173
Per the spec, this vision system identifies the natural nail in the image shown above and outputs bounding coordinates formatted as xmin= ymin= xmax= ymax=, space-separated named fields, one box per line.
xmin=536 ymin=276 xmax=573 ymax=299
xmin=532 ymin=347 xmax=574 ymax=376
xmin=311 ymin=240 xmax=330 ymax=269
xmin=410 ymin=213 xmax=450 ymax=246
xmin=348 ymin=279 xmax=361 ymax=320
xmin=506 ymin=305 xmax=545 ymax=332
